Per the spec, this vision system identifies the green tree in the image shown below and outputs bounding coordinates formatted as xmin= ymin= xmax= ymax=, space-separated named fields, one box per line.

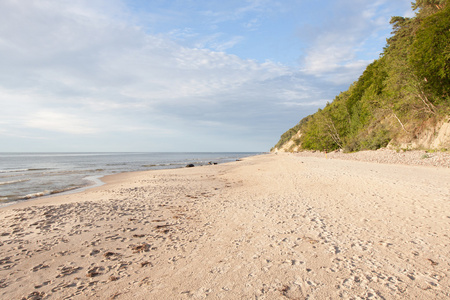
xmin=409 ymin=4 xmax=450 ymax=100
xmin=412 ymin=0 xmax=447 ymax=11
xmin=272 ymin=1 xmax=450 ymax=153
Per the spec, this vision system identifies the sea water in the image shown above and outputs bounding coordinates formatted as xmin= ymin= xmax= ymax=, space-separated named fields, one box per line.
xmin=0 ymin=152 xmax=257 ymax=206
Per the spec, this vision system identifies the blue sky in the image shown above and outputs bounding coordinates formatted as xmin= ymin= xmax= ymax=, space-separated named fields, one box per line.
xmin=0 ymin=0 xmax=413 ymax=152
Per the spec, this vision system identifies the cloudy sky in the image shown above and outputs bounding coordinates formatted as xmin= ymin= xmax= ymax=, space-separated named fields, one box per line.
xmin=0 ymin=0 xmax=413 ymax=152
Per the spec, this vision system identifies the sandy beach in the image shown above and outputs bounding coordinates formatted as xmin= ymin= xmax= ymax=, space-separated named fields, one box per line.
xmin=1 ymin=153 xmax=449 ymax=299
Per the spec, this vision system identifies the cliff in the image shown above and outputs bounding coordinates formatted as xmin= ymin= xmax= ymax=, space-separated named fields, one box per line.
xmin=273 ymin=1 xmax=450 ymax=153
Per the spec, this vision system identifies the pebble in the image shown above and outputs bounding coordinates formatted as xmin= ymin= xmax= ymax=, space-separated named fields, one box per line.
xmin=292 ymin=149 xmax=450 ymax=168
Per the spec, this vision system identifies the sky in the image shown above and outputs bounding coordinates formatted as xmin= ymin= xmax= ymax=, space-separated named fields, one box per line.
xmin=0 ymin=0 xmax=414 ymax=152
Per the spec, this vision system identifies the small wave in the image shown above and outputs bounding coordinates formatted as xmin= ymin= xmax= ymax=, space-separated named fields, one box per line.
xmin=0 ymin=179 xmax=30 ymax=186
xmin=0 ymin=153 xmax=114 ymax=158
xmin=82 ymin=175 xmax=105 ymax=189
xmin=24 ymin=190 xmax=51 ymax=199
xmin=142 ymin=163 xmax=185 ymax=168
xmin=40 ymin=170 xmax=86 ymax=176
xmin=23 ymin=186 xmax=82 ymax=200
xmin=0 ymin=173 xmax=24 ymax=179
xmin=0 ymin=168 xmax=29 ymax=173
xmin=49 ymin=186 xmax=82 ymax=195
xmin=0 ymin=168 xmax=53 ymax=174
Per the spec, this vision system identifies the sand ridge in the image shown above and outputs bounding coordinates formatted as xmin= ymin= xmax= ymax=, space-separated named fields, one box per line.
xmin=0 ymin=153 xmax=449 ymax=299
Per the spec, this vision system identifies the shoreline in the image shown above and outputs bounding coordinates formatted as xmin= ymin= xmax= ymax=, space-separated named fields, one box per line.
xmin=0 ymin=153 xmax=259 ymax=209
xmin=0 ymin=174 xmax=106 ymax=210
xmin=0 ymin=160 xmax=230 ymax=211
xmin=0 ymin=153 xmax=449 ymax=299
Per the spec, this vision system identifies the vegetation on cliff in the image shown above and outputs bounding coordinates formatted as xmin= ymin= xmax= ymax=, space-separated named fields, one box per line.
xmin=273 ymin=1 xmax=450 ymax=152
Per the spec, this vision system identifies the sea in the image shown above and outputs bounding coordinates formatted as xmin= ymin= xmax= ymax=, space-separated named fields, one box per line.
xmin=0 ymin=152 xmax=258 ymax=207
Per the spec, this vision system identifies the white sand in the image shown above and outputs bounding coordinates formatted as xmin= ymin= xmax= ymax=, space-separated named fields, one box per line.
xmin=1 ymin=153 xmax=449 ymax=299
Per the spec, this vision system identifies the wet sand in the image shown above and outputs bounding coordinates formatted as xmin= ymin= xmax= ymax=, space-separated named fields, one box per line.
xmin=1 ymin=153 xmax=449 ymax=299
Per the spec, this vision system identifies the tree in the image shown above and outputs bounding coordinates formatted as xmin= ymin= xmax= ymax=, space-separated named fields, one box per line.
xmin=409 ymin=4 xmax=450 ymax=100
xmin=412 ymin=0 xmax=447 ymax=11
xmin=273 ymin=1 xmax=450 ymax=152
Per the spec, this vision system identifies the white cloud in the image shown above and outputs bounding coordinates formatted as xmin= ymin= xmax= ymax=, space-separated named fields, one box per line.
xmin=0 ymin=0 xmax=412 ymax=151
xmin=0 ymin=2 xmax=288 ymax=96
xmin=244 ymin=18 xmax=260 ymax=30
xmin=298 ymin=0 xmax=409 ymax=83
xmin=0 ymin=129 xmax=50 ymax=140
xmin=25 ymin=110 xmax=99 ymax=134
xmin=0 ymin=1 xmax=306 ymax=144
xmin=210 ymin=36 xmax=245 ymax=52
xmin=200 ymin=0 xmax=271 ymax=23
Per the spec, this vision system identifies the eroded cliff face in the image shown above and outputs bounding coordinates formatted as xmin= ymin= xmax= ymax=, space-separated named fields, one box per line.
xmin=388 ymin=119 xmax=450 ymax=150
xmin=272 ymin=130 xmax=302 ymax=153
xmin=273 ymin=118 xmax=450 ymax=153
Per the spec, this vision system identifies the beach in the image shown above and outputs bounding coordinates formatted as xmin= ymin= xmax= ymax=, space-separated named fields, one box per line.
xmin=1 ymin=153 xmax=449 ymax=299
xmin=0 ymin=152 xmax=256 ymax=204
